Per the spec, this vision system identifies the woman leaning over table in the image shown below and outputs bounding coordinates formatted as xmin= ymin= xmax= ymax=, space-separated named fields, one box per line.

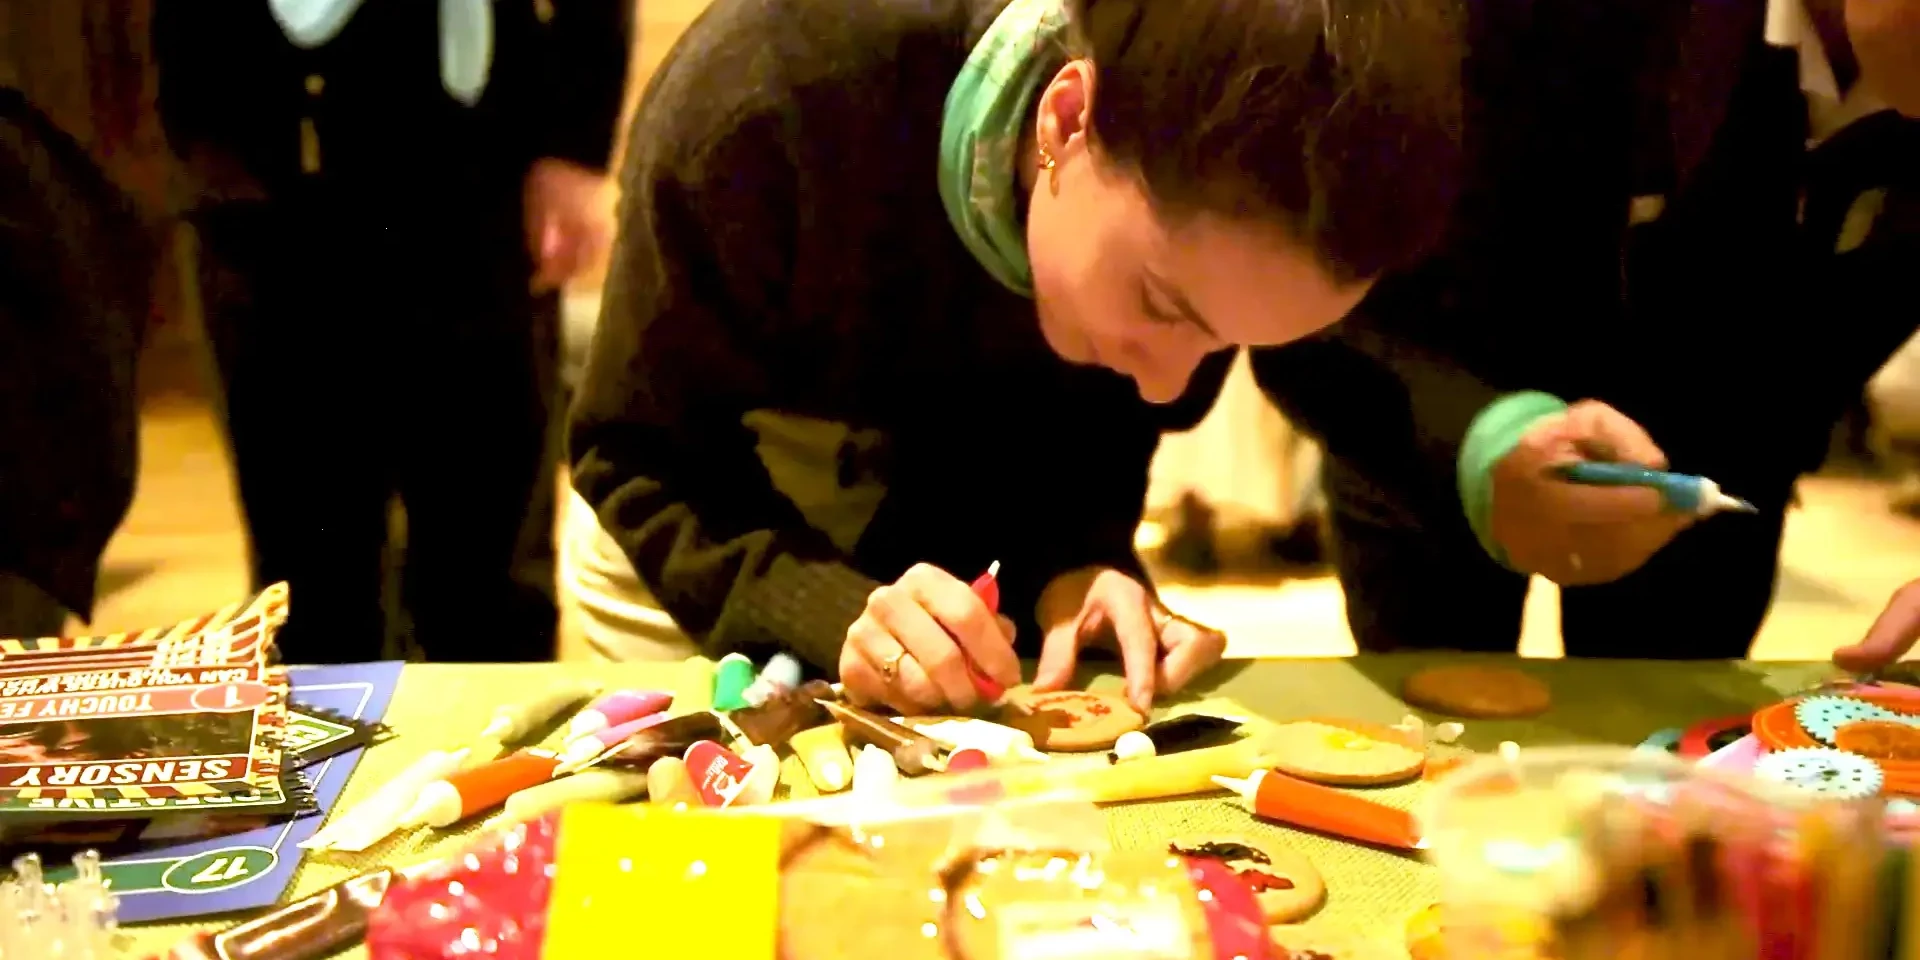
xmin=568 ymin=0 xmax=1465 ymax=715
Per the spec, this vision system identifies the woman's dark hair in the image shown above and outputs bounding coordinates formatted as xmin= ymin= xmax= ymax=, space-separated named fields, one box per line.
xmin=1067 ymin=0 xmax=1464 ymax=284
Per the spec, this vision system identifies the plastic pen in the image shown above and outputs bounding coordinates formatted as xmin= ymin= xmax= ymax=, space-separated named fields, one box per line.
xmin=1554 ymin=462 xmax=1756 ymax=516
xmin=963 ymin=561 xmax=1009 ymax=702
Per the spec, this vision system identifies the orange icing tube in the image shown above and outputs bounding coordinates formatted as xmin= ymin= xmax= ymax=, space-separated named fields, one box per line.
xmin=788 ymin=724 xmax=853 ymax=793
xmin=403 ymin=750 xmax=563 ymax=829
xmin=1213 ymin=769 xmax=1424 ymax=851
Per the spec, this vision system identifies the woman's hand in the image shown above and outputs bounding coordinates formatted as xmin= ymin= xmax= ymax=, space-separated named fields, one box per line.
xmin=1030 ymin=567 xmax=1226 ymax=714
xmin=839 ymin=563 xmax=1022 ymax=714
xmin=1491 ymin=400 xmax=1695 ymax=584
xmin=1834 ymin=579 xmax=1920 ymax=674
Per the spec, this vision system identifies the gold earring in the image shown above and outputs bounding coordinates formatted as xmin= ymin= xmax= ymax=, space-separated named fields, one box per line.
xmin=1038 ymin=145 xmax=1060 ymax=193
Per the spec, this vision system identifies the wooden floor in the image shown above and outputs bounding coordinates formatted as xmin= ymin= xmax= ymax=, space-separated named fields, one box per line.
xmin=82 ymin=393 xmax=1920 ymax=663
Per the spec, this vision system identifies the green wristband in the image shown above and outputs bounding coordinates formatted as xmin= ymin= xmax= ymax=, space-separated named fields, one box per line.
xmin=1458 ymin=391 xmax=1570 ymax=570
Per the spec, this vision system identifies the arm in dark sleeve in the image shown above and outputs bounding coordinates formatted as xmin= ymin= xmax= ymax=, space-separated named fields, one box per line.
xmin=533 ymin=0 xmax=633 ymax=171
xmin=569 ymin=61 xmax=879 ymax=673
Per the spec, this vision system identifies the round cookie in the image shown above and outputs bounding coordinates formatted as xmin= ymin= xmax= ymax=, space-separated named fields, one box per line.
xmin=997 ymin=689 xmax=1145 ymax=751
xmin=1402 ymin=666 xmax=1552 ymax=719
xmin=1169 ymin=835 xmax=1325 ymax=923
xmin=1836 ymin=720 xmax=1920 ymax=760
xmin=1268 ymin=720 xmax=1426 ymax=785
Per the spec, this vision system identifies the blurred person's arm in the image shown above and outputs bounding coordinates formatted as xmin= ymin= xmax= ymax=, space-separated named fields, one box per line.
xmin=523 ymin=1 xmax=633 ymax=289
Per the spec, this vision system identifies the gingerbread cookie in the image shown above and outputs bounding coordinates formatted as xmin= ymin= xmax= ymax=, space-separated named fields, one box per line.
xmin=1169 ymin=835 xmax=1325 ymax=923
xmin=1268 ymin=720 xmax=1426 ymax=785
xmin=1836 ymin=720 xmax=1920 ymax=760
xmin=1402 ymin=666 xmax=1551 ymax=719
xmin=997 ymin=689 xmax=1144 ymax=751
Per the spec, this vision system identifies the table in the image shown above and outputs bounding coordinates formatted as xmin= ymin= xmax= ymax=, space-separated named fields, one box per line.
xmin=121 ymin=654 xmax=1844 ymax=957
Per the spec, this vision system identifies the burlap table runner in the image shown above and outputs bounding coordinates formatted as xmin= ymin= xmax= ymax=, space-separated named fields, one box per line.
xmin=115 ymin=655 xmax=1840 ymax=958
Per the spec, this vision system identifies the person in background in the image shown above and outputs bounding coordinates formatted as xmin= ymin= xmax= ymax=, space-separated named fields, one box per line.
xmin=1826 ymin=0 xmax=1920 ymax=676
xmin=1254 ymin=0 xmax=1920 ymax=661
xmin=571 ymin=0 xmax=1465 ymax=713
xmin=0 ymin=88 xmax=151 ymax=640
xmin=152 ymin=0 xmax=630 ymax=664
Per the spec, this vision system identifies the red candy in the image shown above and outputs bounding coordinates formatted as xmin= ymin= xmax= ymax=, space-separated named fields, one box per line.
xmin=367 ymin=813 xmax=560 ymax=960
xmin=946 ymin=748 xmax=991 ymax=773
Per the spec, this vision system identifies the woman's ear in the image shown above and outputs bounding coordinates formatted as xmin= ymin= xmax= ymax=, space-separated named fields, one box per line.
xmin=1035 ymin=60 xmax=1096 ymax=158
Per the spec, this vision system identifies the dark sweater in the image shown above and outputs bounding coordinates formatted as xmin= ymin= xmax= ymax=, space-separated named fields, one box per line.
xmin=0 ymin=89 xmax=150 ymax=618
xmin=570 ymin=0 xmax=1227 ymax=672
xmin=153 ymin=0 xmax=632 ymax=201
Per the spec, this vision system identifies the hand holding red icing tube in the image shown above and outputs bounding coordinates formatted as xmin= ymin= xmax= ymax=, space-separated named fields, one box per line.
xmin=840 ymin=561 xmax=1021 ymax=714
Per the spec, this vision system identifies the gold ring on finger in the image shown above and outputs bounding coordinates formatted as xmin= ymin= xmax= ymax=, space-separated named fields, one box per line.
xmin=880 ymin=650 xmax=906 ymax=682
xmin=1152 ymin=608 xmax=1175 ymax=633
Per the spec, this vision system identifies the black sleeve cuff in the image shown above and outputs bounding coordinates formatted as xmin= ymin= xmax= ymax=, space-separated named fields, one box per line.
xmin=716 ymin=553 xmax=883 ymax=675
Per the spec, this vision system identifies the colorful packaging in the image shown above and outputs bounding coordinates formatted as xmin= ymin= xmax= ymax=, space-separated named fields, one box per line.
xmin=365 ymin=800 xmax=1273 ymax=960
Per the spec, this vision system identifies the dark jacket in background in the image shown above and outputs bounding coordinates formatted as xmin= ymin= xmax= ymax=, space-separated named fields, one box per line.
xmin=0 ymin=88 xmax=151 ymax=621
xmin=152 ymin=0 xmax=631 ymax=205
xmin=1252 ymin=0 xmax=1811 ymax=656
xmin=148 ymin=0 xmax=632 ymax=664
xmin=570 ymin=0 xmax=1229 ymax=673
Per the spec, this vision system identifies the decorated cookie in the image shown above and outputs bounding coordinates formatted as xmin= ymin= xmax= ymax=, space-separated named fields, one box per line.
xmin=1169 ymin=835 xmax=1325 ymax=923
xmin=1402 ymin=666 xmax=1552 ymax=719
xmin=997 ymin=689 xmax=1145 ymax=751
xmin=1268 ymin=720 xmax=1426 ymax=786
xmin=1835 ymin=720 xmax=1920 ymax=760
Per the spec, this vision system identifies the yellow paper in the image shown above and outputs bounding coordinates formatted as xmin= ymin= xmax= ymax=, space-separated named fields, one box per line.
xmin=542 ymin=805 xmax=781 ymax=960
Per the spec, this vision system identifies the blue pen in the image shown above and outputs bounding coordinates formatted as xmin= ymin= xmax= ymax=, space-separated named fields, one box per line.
xmin=1554 ymin=462 xmax=1757 ymax=516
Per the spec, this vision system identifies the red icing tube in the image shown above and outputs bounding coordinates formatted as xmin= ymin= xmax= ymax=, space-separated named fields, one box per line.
xmin=965 ymin=563 xmax=1008 ymax=702
xmin=1183 ymin=856 xmax=1276 ymax=960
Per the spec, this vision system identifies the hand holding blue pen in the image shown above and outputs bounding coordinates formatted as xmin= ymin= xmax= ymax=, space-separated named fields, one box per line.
xmin=1552 ymin=462 xmax=1758 ymax=517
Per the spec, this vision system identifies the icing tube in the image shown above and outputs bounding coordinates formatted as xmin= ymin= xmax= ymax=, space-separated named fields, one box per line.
xmin=684 ymin=740 xmax=777 ymax=808
xmin=563 ymin=690 xmax=674 ymax=743
xmin=502 ymin=769 xmax=650 ymax=821
xmin=303 ymin=748 xmax=470 ymax=852
xmin=818 ymin=700 xmax=945 ymax=775
xmin=477 ymin=680 xmax=599 ymax=743
xmin=787 ymin=724 xmax=854 ymax=793
xmin=742 ymin=653 xmax=804 ymax=708
xmin=403 ymin=751 xmax=563 ymax=829
xmin=560 ymin=712 xmax=728 ymax=774
xmin=645 ymin=757 xmax=701 ymax=808
xmin=711 ymin=653 xmax=757 ymax=712
xmin=913 ymin=719 xmax=1049 ymax=763
xmin=728 ymin=680 xmax=835 ymax=747
xmin=557 ymin=712 xmax=671 ymax=769
xmin=1214 ymin=770 xmax=1423 ymax=851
